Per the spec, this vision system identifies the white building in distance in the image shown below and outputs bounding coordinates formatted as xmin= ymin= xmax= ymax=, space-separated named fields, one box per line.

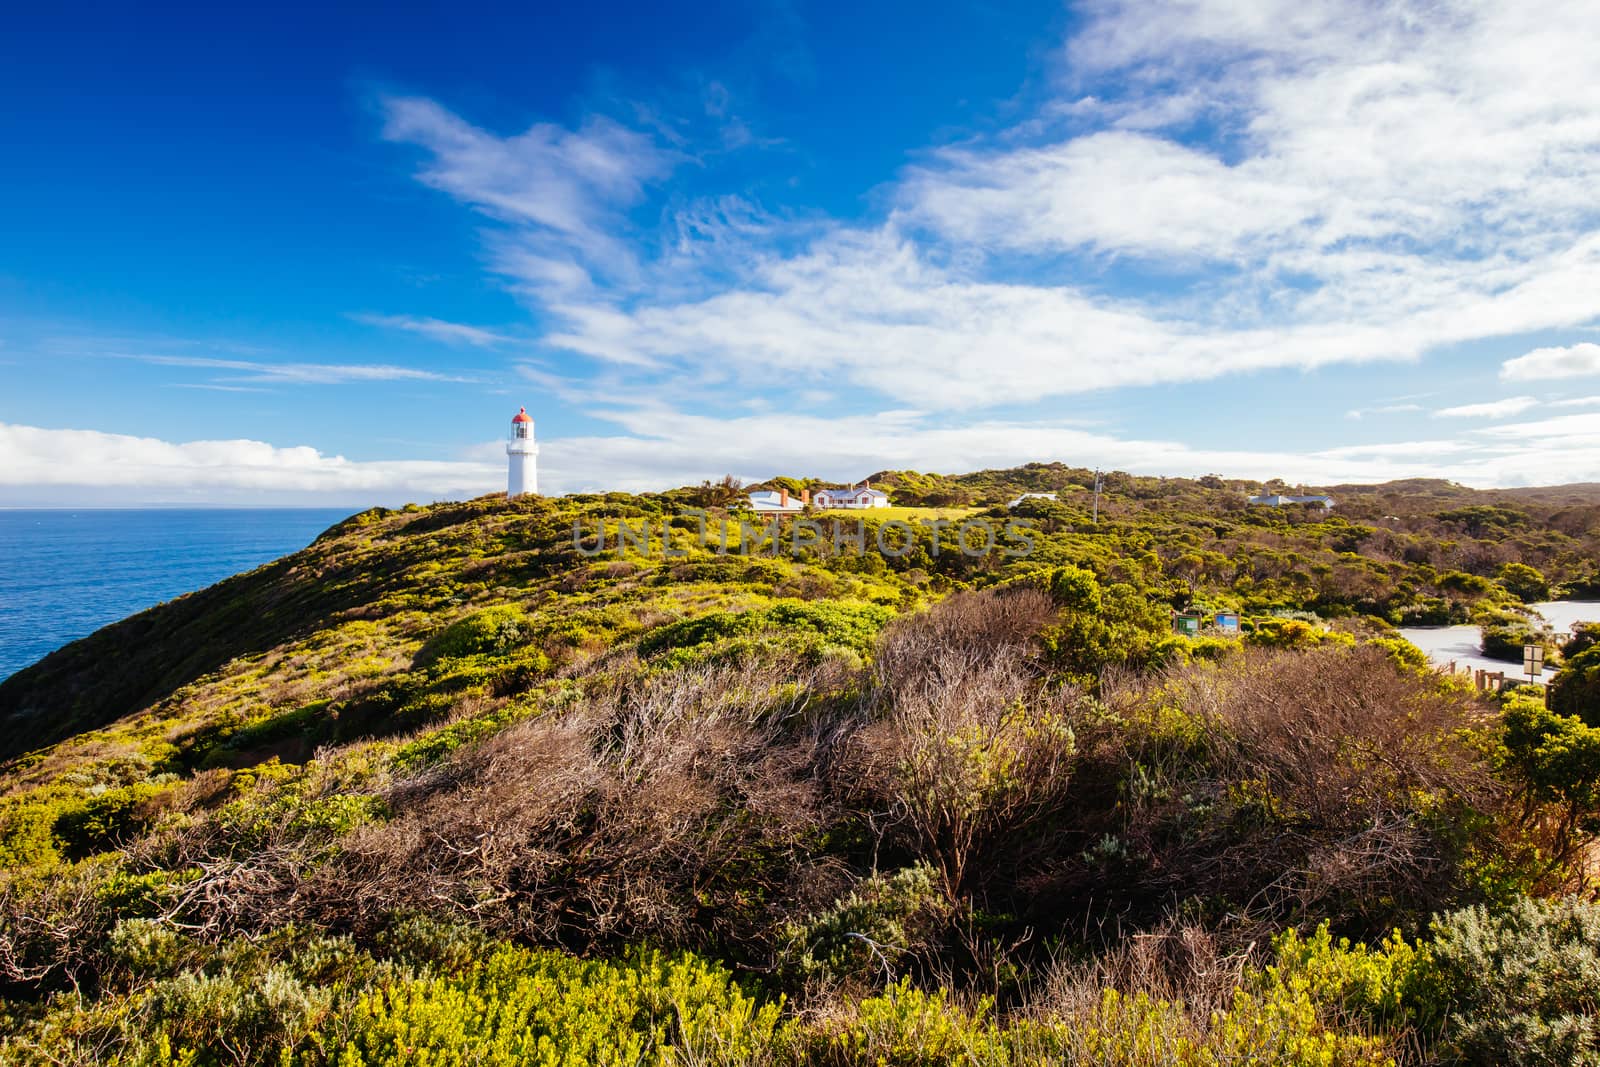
xmin=745 ymin=483 xmax=892 ymax=513
xmin=813 ymin=484 xmax=890 ymax=509
xmin=1249 ymin=493 xmax=1333 ymax=509
xmin=506 ymin=407 xmax=538 ymax=497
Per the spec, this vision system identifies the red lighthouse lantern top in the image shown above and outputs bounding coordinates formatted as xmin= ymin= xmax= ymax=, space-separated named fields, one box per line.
xmin=512 ymin=407 xmax=532 ymax=423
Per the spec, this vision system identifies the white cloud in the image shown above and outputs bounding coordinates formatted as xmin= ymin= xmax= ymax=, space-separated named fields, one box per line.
xmin=1552 ymin=395 xmax=1600 ymax=408
xmin=0 ymin=423 xmax=500 ymax=505
xmin=383 ymin=3 xmax=1600 ymax=417
xmin=538 ymin=405 xmax=1600 ymax=494
xmin=12 ymin=400 xmax=1600 ymax=507
xmin=380 ymin=95 xmax=676 ymax=286
xmin=899 ymin=130 xmax=1320 ymax=260
xmin=139 ymin=355 xmax=474 ymax=385
xmin=1501 ymin=342 xmax=1600 ymax=381
xmin=1474 ymin=411 xmax=1600 ymax=442
xmin=351 ymin=313 xmax=510 ymax=347
xmin=1434 ymin=396 xmax=1539 ymax=419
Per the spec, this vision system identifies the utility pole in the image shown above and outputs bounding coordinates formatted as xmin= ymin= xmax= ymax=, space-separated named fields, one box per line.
xmin=1092 ymin=468 xmax=1104 ymax=525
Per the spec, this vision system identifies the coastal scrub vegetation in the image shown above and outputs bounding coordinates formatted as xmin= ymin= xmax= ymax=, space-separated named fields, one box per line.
xmin=1 ymin=467 xmax=1599 ymax=1065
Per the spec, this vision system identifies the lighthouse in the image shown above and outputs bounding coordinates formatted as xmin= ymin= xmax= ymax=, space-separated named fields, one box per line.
xmin=506 ymin=407 xmax=538 ymax=497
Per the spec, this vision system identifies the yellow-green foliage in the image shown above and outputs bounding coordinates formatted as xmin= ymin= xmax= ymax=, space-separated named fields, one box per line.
xmin=1245 ymin=619 xmax=1356 ymax=650
xmin=804 ymin=979 xmax=1391 ymax=1067
xmin=0 ymin=779 xmax=176 ymax=868
xmin=216 ymin=754 xmax=388 ymax=846
xmin=1367 ymin=636 xmax=1431 ymax=674
xmin=333 ymin=945 xmax=782 ymax=1067
xmin=387 ymin=694 xmax=542 ymax=774
xmin=419 ymin=606 xmax=531 ymax=663
xmin=637 ymin=600 xmax=894 ymax=668
xmin=2 ymin=931 xmax=782 ymax=1067
xmin=804 ymin=983 xmax=1007 ymax=1065
xmin=1266 ymin=924 xmax=1423 ymax=1032
xmin=0 ymin=798 xmax=66 ymax=867
xmin=1500 ymin=690 xmax=1600 ymax=825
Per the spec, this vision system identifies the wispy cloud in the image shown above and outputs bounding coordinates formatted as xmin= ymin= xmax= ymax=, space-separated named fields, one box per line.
xmin=350 ymin=313 xmax=511 ymax=347
xmin=139 ymin=355 xmax=475 ymax=385
xmin=1501 ymin=342 xmax=1600 ymax=382
xmin=384 ymin=2 xmax=1600 ymax=416
xmin=380 ymin=94 xmax=676 ymax=289
xmin=1434 ymin=396 xmax=1540 ymax=419
xmin=1345 ymin=402 xmax=1425 ymax=421
xmin=1475 ymin=411 xmax=1600 ymax=443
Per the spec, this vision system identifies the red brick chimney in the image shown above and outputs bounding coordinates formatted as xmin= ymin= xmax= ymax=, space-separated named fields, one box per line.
xmin=779 ymin=487 xmax=789 ymax=508
xmin=801 ymin=489 xmax=811 ymax=507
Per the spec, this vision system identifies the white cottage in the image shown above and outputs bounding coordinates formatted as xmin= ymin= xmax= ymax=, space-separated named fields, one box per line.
xmin=813 ymin=485 xmax=891 ymax=509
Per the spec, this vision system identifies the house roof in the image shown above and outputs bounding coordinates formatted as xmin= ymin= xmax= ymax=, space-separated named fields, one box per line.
xmin=747 ymin=490 xmax=801 ymax=509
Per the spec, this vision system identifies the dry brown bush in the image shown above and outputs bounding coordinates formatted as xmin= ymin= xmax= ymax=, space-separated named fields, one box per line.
xmin=1100 ymin=644 xmax=1503 ymax=933
xmin=843 ymin=588 xmax=1081 ymax=896
xmin=196 ymin=652 xmax=863 ymax=954
xmin=869 ymin=587 xmax=1058 ymax=710
xmin=1035 ymin=914 xmax=1255 ymax=1022
xmin=0 ymin=858 xmax=121 ymax=986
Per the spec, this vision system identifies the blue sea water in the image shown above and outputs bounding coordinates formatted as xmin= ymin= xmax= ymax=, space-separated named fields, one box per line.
xmin=0 ymin=509 xmax=352 ymax=681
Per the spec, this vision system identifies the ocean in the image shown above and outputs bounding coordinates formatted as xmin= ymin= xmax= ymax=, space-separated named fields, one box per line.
xmin=0 ymin=508 xmax=352 ymax=681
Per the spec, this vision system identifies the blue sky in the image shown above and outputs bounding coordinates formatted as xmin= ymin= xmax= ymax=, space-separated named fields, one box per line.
xmin=4 ymin=0 xmax=1600 ymax=505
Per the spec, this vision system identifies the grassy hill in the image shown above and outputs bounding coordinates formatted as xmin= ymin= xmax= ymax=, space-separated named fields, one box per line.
xmin=2 ymin=471 xmax=1599 ymax=1065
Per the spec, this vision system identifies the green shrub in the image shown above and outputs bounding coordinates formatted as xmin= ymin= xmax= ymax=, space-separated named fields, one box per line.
xmin=388 ymin=698 xmax=540 ymax=774
xmin=1245 ymin=618 xmax=1353 ymax=650
xmin=1043 ymin=577 xmax=1176 ymax=679
xmin=1499 ymin=564 xmax=1551 ymax=604
xmin=1476 ymin=607 xmax=1551 ymax=665
xmin=1550 ymin=645 xmax=1600 ymax=726
xmin=802 ymin=981 xmax=1004 ymax=1066
xmin=1440 ymin=571 xmax=1499 ymax=597
xmin=1368 ymin=635 xmax=1431 ymax=673
xmin=1413 ymin=896 xmax=1600 ymax=1066
xmin=1500 ymin=692 xmax=1600 ymax=844
xmin=106 ymin=918 xmax=201 ymax=982
xmin=419 ymin=606 xmax=530 ymax=663
xmin=143 ymin=963 xmax=335 ymax=1062
xmin=639 ymin=601 xmax=893 ymax=667
xmin=53 ymin=782 xmax=172 ymax=858
xmin=376 ymin=914 xmax=495 ymax=973
xmin=778 ymin=863 xmax=949 ymax=986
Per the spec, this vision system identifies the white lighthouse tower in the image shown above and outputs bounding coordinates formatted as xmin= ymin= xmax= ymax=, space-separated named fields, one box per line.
xmin=506 ymin=407 xmax=538 ymax=497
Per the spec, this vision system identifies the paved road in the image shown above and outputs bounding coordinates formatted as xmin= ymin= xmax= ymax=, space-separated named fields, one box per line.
xmin=1396 ymin=601 xmax=1600 ymax=685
